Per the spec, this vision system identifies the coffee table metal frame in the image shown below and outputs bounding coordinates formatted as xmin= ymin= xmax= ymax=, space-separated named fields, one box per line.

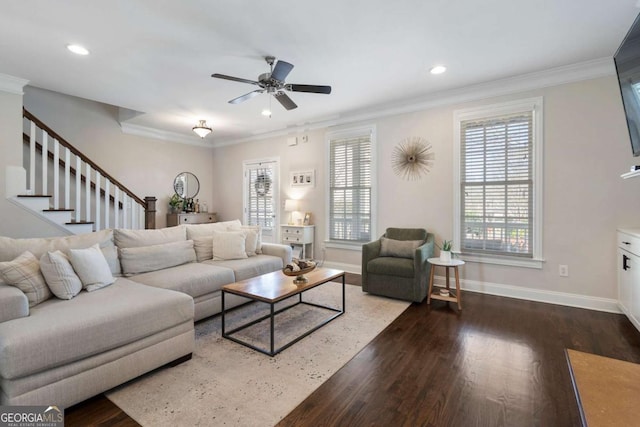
xmin=221 ymin=268 xmax=345 ymax=357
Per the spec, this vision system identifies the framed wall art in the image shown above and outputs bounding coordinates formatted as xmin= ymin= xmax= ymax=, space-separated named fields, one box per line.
xmin=290 ymin=169 xmax=315 ymax=187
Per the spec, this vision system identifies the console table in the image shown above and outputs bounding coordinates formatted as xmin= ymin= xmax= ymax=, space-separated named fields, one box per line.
xmin=167 ymin=212 xmax=217 ymax=226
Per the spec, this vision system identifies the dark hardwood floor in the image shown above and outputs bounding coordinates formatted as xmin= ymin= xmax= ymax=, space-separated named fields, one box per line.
xmin=66 ymin=275 xmax=640 ymax=426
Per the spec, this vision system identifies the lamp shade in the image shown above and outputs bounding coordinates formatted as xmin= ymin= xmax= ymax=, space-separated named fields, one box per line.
xmin=192 ymin=120 xmax=212 ymax=138
xmin=284 ymin=199 xmax=299 ymax=212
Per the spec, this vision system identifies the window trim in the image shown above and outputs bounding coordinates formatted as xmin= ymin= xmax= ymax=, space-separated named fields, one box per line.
xmin=453 ymin=97 xmax=544 ymax=269
xmin=324 ymin=124 xmax=377 ymax=250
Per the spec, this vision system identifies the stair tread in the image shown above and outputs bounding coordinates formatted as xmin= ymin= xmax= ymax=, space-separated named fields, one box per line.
xmin=43 ymin=209 xmax=74 ymax=212
xmin=65 ymin=221 xmax=94 ymax=225
xmin=17 ymin=194 xmax=52 ymax=198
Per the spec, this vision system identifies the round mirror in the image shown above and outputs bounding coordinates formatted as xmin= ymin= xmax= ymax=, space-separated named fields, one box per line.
xmin=173 ymin=172 xmax=200 ymax=199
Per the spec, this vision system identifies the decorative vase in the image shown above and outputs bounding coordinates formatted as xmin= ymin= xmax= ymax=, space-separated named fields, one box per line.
xmin=440 ymin=250 xmax=452 ymax=262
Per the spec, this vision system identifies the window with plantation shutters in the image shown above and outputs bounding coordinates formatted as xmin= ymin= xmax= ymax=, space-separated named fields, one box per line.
xmin=243 ymin=159 xmax=279 ymax=242
xmin=454 ymin=98 xmax=543 ymax=268
xmin=326 ymin=126 xmax=376 ymax=247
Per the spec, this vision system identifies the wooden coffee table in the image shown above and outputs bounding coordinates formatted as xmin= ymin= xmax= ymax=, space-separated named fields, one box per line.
xmin=221 ymin=267 xmax=345 ymax=356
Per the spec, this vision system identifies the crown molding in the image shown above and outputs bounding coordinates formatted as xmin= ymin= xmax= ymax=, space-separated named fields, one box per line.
xmin=213 ymin=57 xmax=615 ymax=147
xmin=120 ymin=122 xmax=214 ymax=148
xmin=0 ymin=73 xmax=29 ymax=95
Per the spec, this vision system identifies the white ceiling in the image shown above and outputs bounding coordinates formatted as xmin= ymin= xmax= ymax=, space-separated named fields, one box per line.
xmin=0 ymin=0 xmax=638 ymax=145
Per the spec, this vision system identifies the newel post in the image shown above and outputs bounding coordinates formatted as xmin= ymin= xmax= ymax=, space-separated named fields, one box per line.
xmin=144 ymin=196 xmax=157 ymax=229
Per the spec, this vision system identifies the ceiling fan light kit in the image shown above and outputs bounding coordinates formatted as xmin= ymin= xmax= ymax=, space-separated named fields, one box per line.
xmin=192 ymin=120 xmax=212 ymax=138
xmin=212 ymin=56 xmax=332 ymax=111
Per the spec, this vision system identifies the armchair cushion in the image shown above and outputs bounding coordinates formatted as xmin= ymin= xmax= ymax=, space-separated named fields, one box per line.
xmin=367 ymin=257 xmax=414 ymax=278
xmin=379 ymin=237 xmax=424 ymax=259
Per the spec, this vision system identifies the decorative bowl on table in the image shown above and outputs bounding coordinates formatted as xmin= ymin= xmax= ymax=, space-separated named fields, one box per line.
xmin=282 ymin=259 xmax=317 ymax=285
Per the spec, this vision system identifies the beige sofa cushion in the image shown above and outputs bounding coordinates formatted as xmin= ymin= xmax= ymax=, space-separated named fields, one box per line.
xmin=0 ymin=230 xmax=117 ymax=284
xmin=113 ymin=226 xmax=186 ymax=249
xmin=0 ymin=252 xmax=51 ymax=307
xmin=39 ymin=251 xmax=82 ymax=300
xmin=185 ymin=220 xmax=242 ymax=239
xmin=69 ymin=244 xmax=116 ymax=292
xmin=119 ymin=240 xmax=196 ymax=276
xmin=0 ymin=284 xmax=28 ymax=323
xmin=130 ymin=262 xmax=235 ymax=298
xmin=0 ymin=278 xmax=194 ymax=379
xmin=204 ymin=254 xmax=283 ymax=281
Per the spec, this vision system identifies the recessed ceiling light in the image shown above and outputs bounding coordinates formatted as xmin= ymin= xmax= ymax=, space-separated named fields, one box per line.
xmin=261 ymin=109 xmax=272 ymax=117
xmin=430 ymin=65 xmax=447 ymax=75
xmin=67 ymin=44 xmax=90 ymax=56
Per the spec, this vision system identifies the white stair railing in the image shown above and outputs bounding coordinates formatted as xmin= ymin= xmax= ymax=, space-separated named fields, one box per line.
xmin=22 ymin=109 xmax=150 ymax=231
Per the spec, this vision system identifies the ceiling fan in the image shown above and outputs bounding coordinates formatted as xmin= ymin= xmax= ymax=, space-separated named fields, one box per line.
xmin=211 ymin=56 xmax=331 ymax=111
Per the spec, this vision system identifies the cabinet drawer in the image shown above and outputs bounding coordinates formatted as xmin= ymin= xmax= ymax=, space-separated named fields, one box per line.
xmin=282 ymin=227 xmax=302 ymax=235
xmin=283 ymin=235 xmax=304 ymax=243
xmin=618 ymin=231 xmax=640 ymax=256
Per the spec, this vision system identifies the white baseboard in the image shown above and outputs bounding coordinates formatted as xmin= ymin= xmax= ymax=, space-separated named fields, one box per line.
xmin=433 ymin=275 xmax=621 ymax=314
xmin=322 ymin=261 xmax=361 ymax=274
xmin=320 ymin=262 xmax=621 ymax=313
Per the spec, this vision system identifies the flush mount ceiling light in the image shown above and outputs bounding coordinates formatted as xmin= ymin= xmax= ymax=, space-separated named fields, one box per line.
xmin=429 ymin=65 xmax=447 ymax=75
xmin=192 ymin=120 xmax=212 ymax=138
xmin=66 ymin=44 xmax=90 ymax=55
xmin=261 ymin=109 xmax=272 ymax=117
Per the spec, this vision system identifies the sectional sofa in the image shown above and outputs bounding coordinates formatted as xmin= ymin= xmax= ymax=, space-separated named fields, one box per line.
xmin=0 ymin=220 xmax=292 ymax=408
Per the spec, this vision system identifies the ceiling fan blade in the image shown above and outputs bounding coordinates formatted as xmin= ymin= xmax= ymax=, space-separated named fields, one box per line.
xmin=273 ymin=91 xmax=298 ymax=110
xmin=229 ymin=89 xmax=264 ymax=104
xmin=211 ymin=73 xmax=260 ymax=86
xmin=288 ymin=84 xmax=332 ymax=94
xmin=270 ymin=60 xmax=294 ymax=82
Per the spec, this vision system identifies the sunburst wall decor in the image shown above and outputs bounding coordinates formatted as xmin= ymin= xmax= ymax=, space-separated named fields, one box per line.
xmin=392 ymin=136 xmax=434 ymax=180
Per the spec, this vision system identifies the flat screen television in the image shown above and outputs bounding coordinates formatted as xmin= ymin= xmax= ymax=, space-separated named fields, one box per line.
xmin=615 ymin=13 xmax=640 ymax=157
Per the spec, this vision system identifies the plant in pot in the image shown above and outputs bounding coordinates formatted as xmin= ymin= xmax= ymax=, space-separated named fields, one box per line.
xmin=169 ymin=193 xmax=183 ymax=214
xmin=438 ymin=239 xmax=453 ymax=262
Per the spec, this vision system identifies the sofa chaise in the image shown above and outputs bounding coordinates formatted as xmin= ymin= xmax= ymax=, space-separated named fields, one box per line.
xmin=0 ymin=220 xmax=292 ymax=408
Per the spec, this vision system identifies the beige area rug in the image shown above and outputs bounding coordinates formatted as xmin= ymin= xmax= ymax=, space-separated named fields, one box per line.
xmin=106 ymin=282 xmax=409 ymax=426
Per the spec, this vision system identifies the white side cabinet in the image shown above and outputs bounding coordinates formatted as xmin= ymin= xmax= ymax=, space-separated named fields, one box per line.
xmin=618 ymin=229 xmax=640 ymax=332
xmin=281 ymin=225 xmax=315 ymax=259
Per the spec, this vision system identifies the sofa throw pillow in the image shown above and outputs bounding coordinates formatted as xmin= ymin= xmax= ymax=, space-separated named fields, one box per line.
xmin=119 ymin=240 xmax=197 ymax=276
xmin=229 ymin=224 xmax=263 ymax=254
xmin=379 ymin=237 xmax=424 ymax=259
xmin=243 ymin=228 xmax=259 ymax=256
xmin=39 ymin=250 xmax=82 ymax=300
xmin=0 ymin=251 xmax=52 ymax=307
xmin=192 ymin=236 xmax=214 ymax=262
xmin=69 ymin=244 xmax=116 ymax=292
xmin=211 ymin=231 xmax=248 ymax=261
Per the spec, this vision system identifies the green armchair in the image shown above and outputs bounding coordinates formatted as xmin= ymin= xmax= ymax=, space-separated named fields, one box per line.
xmin=362 ymin=228 xmax=434 ymax=302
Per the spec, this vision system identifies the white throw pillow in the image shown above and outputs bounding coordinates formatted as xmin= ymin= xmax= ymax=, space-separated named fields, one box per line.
xmin=211 ymin=231 xmax=248 ymax=261
xmin=193 ymin=236 xmax=214 ymax=262
xmin=0 ymin=251 xmax=51 ymax=307
xmin=229 ymin=224 xmax=263 ymax=254
xmin=40 ymin=251 xmax=82 ymax=300
xmin=69 ymin=244 xmax=116 ymax=292
xmin=243 ymin=228 xmax=259 ymax=256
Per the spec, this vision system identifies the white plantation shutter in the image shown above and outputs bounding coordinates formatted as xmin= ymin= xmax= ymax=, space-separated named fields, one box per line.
xmin=460 ymin=112 xmax=534 ymax=257
xmin=329 ymin=134 xmax=372 ymax=243
xmin=246 ymin=166 xmax=275 ymax=231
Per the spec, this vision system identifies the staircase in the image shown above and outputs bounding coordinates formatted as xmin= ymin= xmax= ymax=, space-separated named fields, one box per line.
xmin=7 ymin=109 xmax=155 ymax=235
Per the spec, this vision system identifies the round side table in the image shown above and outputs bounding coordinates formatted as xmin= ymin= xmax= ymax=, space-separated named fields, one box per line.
xmin=427 ymin=257 xmax=465 ymax=310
